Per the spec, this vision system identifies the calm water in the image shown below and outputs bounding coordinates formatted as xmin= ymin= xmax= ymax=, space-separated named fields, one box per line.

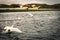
xmin=0 ymin=11 xmax=60 ymax=40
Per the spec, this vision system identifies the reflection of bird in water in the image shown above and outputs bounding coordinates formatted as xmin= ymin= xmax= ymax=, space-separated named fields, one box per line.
xmin=2 ymin=25 xmax=22 ymax=33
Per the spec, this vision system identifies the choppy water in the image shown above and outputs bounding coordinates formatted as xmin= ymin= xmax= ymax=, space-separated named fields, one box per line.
xmin=0 ymin=11 xmax=60 ymax=40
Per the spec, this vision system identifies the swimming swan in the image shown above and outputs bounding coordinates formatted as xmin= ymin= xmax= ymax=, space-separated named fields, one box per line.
xmin=2 ymin=26 xmax=22 ymax=33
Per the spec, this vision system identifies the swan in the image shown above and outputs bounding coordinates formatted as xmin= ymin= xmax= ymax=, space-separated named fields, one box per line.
xmin=2 ymin=25 xmax=22 ymax=33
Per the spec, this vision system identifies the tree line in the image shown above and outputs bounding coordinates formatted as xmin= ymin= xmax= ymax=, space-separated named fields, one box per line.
xmin=0 ymin=3 xmax=60 ymax=9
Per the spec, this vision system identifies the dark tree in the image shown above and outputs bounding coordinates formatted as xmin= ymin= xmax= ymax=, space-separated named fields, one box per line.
xmin=10 ymin=4 xmax=20 ymax=8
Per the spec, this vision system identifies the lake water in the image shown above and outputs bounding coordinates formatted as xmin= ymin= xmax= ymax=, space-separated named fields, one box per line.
xmin=0 ymin=11 xmax=60 ymax=40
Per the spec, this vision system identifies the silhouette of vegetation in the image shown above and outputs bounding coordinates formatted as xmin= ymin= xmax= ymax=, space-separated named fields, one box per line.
xmin=0 ymin=4 xmax=9 ymax=8
xmin=52 ymin=3 xmax=60 ymax=9
xmin=10 ymin=4 xmax=20 ymax=8
xmin=0 ymin=3 xmax=60 ymax=9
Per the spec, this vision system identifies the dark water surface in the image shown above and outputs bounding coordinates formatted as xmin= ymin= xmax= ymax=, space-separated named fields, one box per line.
xmin=0 ymin=11 xmax=60 ymax=40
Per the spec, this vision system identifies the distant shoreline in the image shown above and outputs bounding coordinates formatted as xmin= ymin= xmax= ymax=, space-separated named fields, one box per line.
xmin=0 ymin=8 xmax=60 ymax=12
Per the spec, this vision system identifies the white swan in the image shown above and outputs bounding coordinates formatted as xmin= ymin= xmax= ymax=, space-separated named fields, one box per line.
xmin=2 ymin=25 xmax=22 ymax=33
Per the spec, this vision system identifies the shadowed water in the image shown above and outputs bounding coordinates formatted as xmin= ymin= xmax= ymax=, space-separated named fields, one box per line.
xmin=0 ymin=11 xmax=60 ymax=40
